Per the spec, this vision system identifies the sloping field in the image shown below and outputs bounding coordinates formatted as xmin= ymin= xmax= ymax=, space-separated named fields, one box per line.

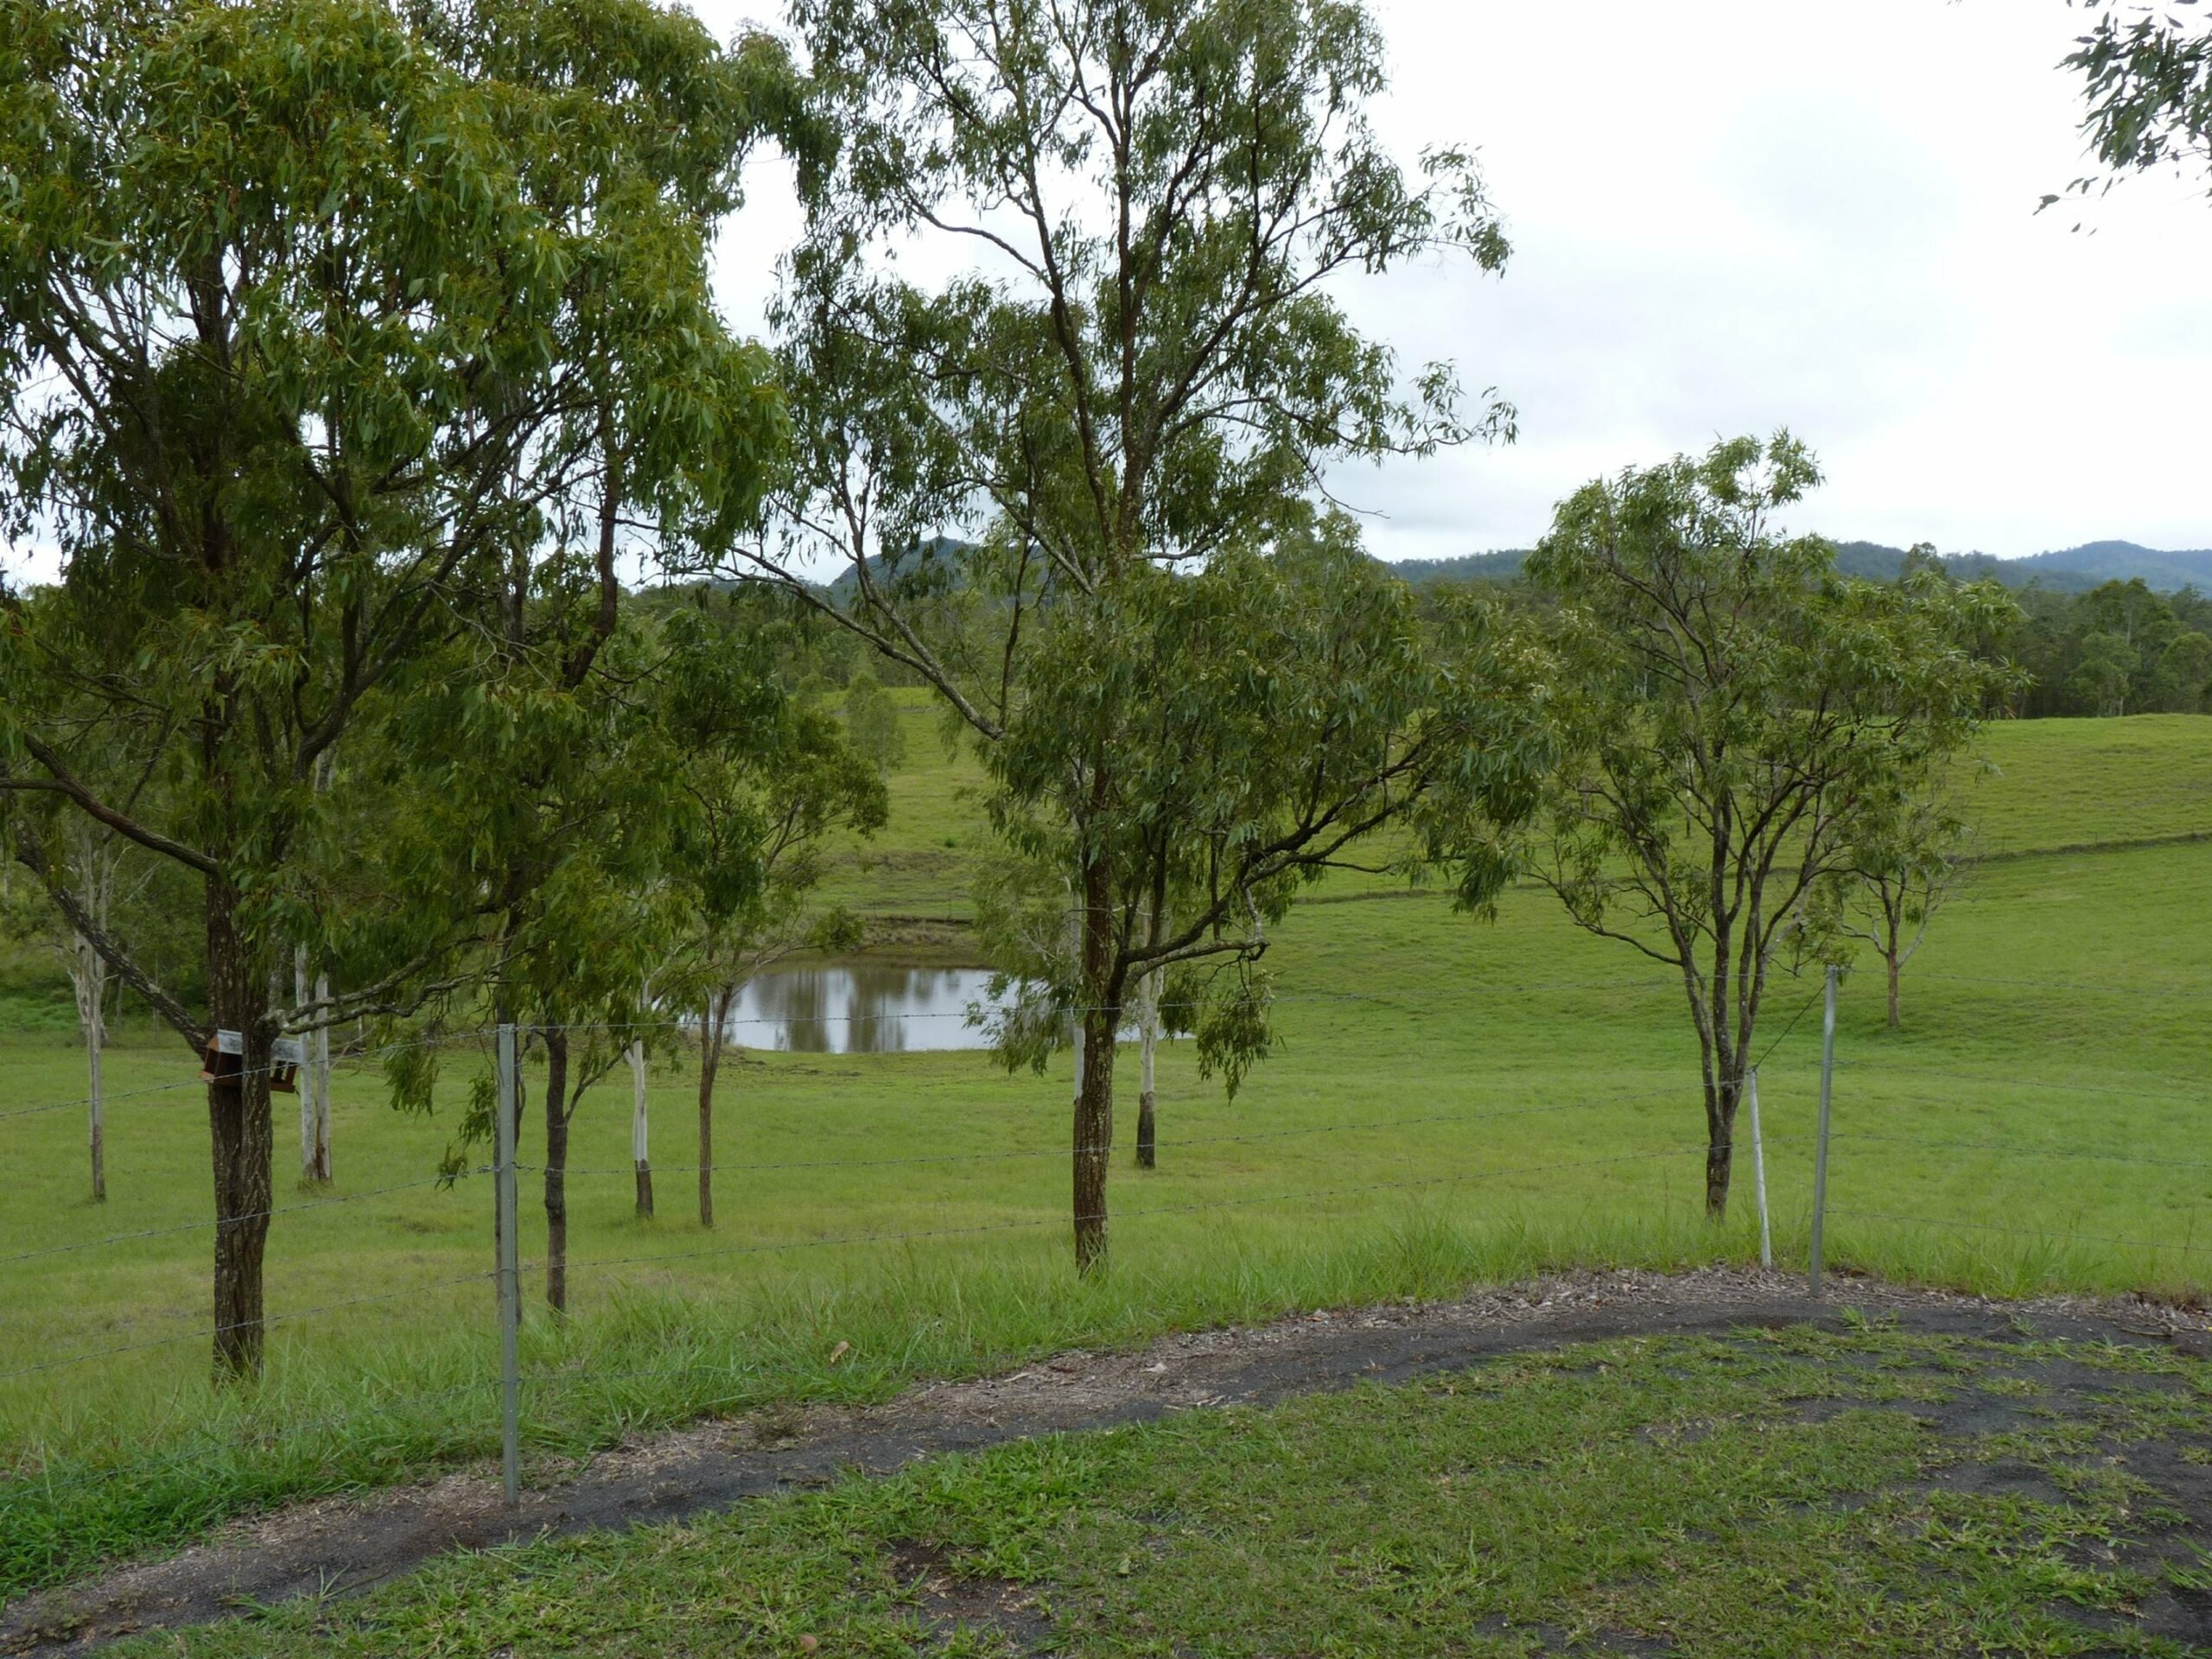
xmin=0 ymin=715 xmax=2208 ymax=1606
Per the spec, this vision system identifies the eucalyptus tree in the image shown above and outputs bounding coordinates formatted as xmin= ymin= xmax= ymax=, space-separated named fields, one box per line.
xmin=842 ymin=668 xmax=908 ymax=779
xmin=656 ymin=594 xmax=887 ymax=1230
xmin=0 ymin=658 xmax=167 ymax=1200
xmin=1522 ymin=435 xmax=2020 ymax=1220
xmin=1808 ymin=782 xmax=1975 ymax=1031
xmin=974 ymin=522 xmax=1548 ymax=1268
xmin=741 ymin=0 xmax=1535 ymax=1270
xmin=0 ymin=795 xmax=142 ymax=1200
xmin=0 ymin=0 xmax=784 ymax=1375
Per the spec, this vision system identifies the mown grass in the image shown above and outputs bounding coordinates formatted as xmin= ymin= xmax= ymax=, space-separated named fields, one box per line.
xmin=1 ymin=715 xmax=2209 ymax=1601
xmin=1966 ymin=715 xmax=2212 ymax=855
xmin=120 ymin=1322 xmax=2212 ymax=1656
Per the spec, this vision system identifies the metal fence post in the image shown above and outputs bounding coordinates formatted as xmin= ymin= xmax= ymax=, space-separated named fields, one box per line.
xmin=1808 ymin=966 xmax=1838 ymax=1296
xmin=495 ymin=1022 xmax=521 ymax=1506
xmin=1748 ymin=1067 xmax=1772 ymax=1271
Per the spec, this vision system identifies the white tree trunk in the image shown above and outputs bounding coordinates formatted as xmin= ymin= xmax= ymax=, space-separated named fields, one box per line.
xmin=627 ymin=1039 xmax=653 ymax=1218
xmin=301 ymin=749 xmax=336 ymax=1182
xmin=1140 ymin=989 xmax=1156 ymax=1097
xmin=60 ymin=827 xmax=118 ymax=1203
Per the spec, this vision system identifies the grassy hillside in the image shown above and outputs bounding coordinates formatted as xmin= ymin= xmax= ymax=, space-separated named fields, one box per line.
xmin=817 ymin=702 xmax=2212 ymax=918
xmin=1964 ymin=715 xmax=2212 ymax=855
xmin=0 ymin=714 xmax=2208 ymax=1598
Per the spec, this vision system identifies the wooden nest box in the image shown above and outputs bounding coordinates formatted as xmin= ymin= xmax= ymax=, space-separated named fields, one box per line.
xmin=200 ymin=1029 xmax=305 ymax=1094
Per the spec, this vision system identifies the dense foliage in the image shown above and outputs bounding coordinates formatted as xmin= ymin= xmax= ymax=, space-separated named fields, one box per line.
xmin=0 ymin=0 xmax=790 ymax=1370
xmin=2001 ymin=581 xmax=2212 ymax=717
xmin=1410 ymin=567 xmax=2212 ymax=721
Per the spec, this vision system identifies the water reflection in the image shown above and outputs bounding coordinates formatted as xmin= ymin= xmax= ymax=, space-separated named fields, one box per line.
xmin=721 ymin=964 xmax=1006 ymax=1054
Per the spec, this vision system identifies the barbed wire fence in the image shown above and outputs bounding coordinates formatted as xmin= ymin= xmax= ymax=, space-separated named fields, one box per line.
xmin=0 ymin=961 xmax=2204 ymax=1576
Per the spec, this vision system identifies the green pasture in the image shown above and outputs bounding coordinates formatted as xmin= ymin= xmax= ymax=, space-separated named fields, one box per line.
xmin=0 ymin=715 xmax=2209 ymax=1599
xmin=810 ymin=696 xmax=2212 ymax=915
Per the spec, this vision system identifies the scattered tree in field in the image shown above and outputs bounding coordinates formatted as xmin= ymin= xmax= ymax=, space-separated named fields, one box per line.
xmin=844 ymin=669 xmax=908 ymax=779
xmin=657 ymin=596 xmax=886 ymax=1230
xmin=966 ymin=529 xmax=1550 ymax=1265
xmin=1807 ymin=781 xmax=1975 ymax=1030
xmin=0 ymin=0 xmax=782 ymax=1374
xmin=391 ymin=573 xmax=792 ymax=1311
xmin=1523 ymin=435 xmax=2019 ymax=1220
xmin=743 ymin=0 xmax=1537 ymax=1271
xmin=0 ymin=800 xmax=139 ymax=1199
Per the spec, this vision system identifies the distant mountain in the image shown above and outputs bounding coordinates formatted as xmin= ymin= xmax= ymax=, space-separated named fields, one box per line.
xmin=823 ymin=537 xmax=970 ymax=604
xmin=1827 ymin=540 xmax=2212 ymax=594
xmin=2008 ymin=542 xmax=2212 ymax=593
xmin=1387 ymin=540 xmax=2212 ymax=595
xmin=1383 ymin=551 xmax=1529 ymax=588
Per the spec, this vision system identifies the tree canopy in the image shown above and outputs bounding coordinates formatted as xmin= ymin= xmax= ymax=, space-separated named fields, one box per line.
xmin=732 ymin=0 xmax=1535 ymax=1271
xmin=1523 ymin=434 xmax=2020 ymax=1219
xmin=0 ymin=0 xmax=788 ymax=1373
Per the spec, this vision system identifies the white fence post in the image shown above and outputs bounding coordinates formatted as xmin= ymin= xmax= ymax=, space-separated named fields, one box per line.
xmin=1808 ymin=966 xmax=1838 ymax=1295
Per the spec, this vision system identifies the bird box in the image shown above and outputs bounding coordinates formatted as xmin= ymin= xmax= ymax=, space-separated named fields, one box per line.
xmin=200 ymin=1029 xmax=304 ymax=1094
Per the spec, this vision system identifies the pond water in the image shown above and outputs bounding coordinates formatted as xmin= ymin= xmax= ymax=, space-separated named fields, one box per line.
xmin=718 ymin=964 xmax=1007 ymax=1054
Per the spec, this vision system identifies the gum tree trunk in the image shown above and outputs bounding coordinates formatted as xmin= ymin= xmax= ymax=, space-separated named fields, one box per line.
xmin=1069 ymin=839 xmax=1123 ymax=1273
xmin=1135 ymin=968 xmax=1159 ymax=1171
xmin=1702 ymin=1071 xmax=1743 ymax=1222
xmin=543 ymin=1025 xmax=570 ymax=1314
xmin=698 ymin=986 xmax=732 ymax=1229
xmin=1072 ymin=1001 xmax=1118 ymax=1273
xmin=1688 ymin=974 xmax=1741 ymax=1224
xmin=293 ymin=945 xmax=325 ymax=1184
xmin=310 ymin=970 xmax=331 ymax=1181
xmin=74 ymin=933 xmax=106 ymax=1202
xmin=207 ymin=893 xmax=273 ymax=1380
xmin=627 ymin=1040 xmax=653 ymax=1218
xmin=87 ymin=1000 xmax=105 ymax=1202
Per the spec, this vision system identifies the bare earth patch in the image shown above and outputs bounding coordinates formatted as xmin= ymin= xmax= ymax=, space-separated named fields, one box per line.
xmin=6 ymin=1265 xmax=2209 ymax=1656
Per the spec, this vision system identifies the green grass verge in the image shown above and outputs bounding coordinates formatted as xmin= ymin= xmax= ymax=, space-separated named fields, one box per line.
xmin=122 ymin=1321 xmax=2212 ymax=1657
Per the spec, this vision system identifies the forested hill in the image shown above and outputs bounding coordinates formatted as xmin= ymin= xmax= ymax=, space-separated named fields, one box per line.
xmin=1385 ymin=540 xmax=2212 ymax=594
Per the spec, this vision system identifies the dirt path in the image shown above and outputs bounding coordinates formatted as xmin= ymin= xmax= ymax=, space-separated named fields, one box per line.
xmin=7 ymin=1266 xmax=2209 ymax=1656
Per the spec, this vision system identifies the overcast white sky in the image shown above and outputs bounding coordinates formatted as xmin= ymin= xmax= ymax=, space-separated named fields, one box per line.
xmin=695 ymin=0 xmax=2212 ymax=563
